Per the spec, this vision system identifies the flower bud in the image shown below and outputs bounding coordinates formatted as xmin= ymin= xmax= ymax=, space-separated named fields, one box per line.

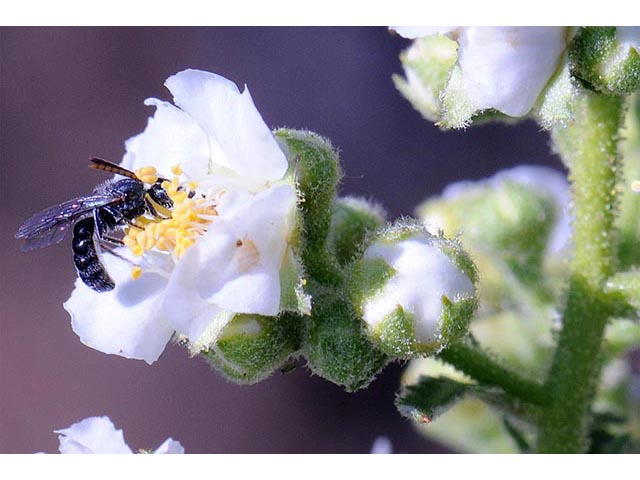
xmin=570 ymin=27 xmax=640 ymax=95
xmin=275 ymin=129 xmax=342 ymax=283
xmin=200 ymin=313 xmax=302 ymax=384
xmin=393 ymin=27 xmax=571 ymax=128
xmin=416 ymin=166 xmax=569 ymax=289
xmin=392 ymin=33 xmax=459 ymax=124
xmin=349 ymin=222 xmax=477 ymax=358
xmin=303 ymin=284 xmax=388 ymax=392
xmin=327 ymin=196 xmax=386 ymax=265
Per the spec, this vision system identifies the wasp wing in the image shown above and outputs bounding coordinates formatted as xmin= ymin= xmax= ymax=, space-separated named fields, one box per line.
xmin=15 ymin=195 xmax=120 ymax=251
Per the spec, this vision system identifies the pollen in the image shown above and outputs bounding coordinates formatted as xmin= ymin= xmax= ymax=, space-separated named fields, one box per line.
xmin=123 ymin=165 xmax=218 ymax=260
xmin=130 ymin=266 xmax=143 ymax=280
xmin=135 ymin=166 xmax=159 ymax=184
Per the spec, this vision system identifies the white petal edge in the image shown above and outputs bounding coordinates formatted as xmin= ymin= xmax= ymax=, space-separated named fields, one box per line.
xmin=153 ymin=438 xmax=185 ymax=454
xmin=121 ymin=98 xmax=210 ymax=180
xmin=390 ymin=26 xmax=456 ymax=39
xmin=63 ymin=249 xmax=174 ymax=364
xmin=457 ymin=27 xmax=569 ymax=117
xmin=55 ymin=416 xmax=133 ymax=454
xmin=165 ymin=69 xmax=288 ymax=184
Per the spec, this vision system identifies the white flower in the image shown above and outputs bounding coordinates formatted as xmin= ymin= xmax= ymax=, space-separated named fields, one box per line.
xmin=362 ymin=234 xmax=475 ymax=346
xmin=394 ymin=27 xmax=570 ymax=117
xmin=54 ymin=416 xmax=184 ymax=454
xmin=64 ymin=69 xmax=300 ymax=363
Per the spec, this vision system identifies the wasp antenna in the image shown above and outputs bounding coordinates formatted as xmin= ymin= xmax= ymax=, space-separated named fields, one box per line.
xmin=89 ymin=158 xmax=139 ymax=180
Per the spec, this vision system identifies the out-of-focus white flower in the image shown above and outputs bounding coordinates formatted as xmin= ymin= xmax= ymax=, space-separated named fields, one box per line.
xmin=54 ymin=416 xmax=184 ymax=454
xmin=440 ymin=165 xmax=571 ymax=257
xmin=64 ymin=69 xmax=301 ymax=363
xmin=393 ymin=26 xmax=571 ymax=121
xmin=370 ymin=436 xmax=393 ymax=454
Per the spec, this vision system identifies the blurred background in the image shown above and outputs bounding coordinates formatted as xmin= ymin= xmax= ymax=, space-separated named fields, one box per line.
xmin=0 ymin=27 xmax=562 ymax=453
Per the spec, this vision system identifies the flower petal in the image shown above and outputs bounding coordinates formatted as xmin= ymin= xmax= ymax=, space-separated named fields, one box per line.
xmin=165 ymin=69 xmax=288 ymax=184
xmin=63 ymin=249 xmax=173 ymax=364
xmin=121 ymin=98 xmax=210 ymax=180
xmin=153 ymin=438 xmax=185 ymax=454
xmin=164 ymin=185 xmax=296 ymax=341
xmin=457 ymin=27 xmax=568 ymax=117
xmin=391 ymin=26 xmax=457 ymax=39
xmin=363 ymin=237 xmax=474 ymax=343
xmin=55 ymin=416 xmax=133 ymax=454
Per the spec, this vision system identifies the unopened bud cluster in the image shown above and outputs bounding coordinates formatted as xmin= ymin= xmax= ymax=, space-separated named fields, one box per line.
xmin=208 ymin=130 xmax=479 ymax=390
xmin=393 ymin=26 xmax=639 ymax=129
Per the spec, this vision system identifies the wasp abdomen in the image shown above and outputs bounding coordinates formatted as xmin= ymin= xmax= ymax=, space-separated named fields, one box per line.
xmin=72 ymin=218 xmax=115 ymax=292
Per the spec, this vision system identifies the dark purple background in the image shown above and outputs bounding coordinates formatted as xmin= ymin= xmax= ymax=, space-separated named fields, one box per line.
xmin=0 ymin=27 xmax=559 ymax=453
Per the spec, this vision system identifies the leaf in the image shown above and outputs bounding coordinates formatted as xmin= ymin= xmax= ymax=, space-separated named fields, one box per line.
xmin=396 ymin=376 xmax=471 ymax=423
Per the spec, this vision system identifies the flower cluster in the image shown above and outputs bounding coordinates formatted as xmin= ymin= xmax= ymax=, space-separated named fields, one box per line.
xmin=54 ymin=68 xmax=480 ymax=390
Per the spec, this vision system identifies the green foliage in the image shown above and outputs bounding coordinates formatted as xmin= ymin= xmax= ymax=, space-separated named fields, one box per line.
xmin=396 ymin=376 xmax=471 ymax=423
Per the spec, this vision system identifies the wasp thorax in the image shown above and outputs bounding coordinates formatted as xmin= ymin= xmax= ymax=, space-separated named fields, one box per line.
xmin=123 ymin=165 xmax=218 ymax=278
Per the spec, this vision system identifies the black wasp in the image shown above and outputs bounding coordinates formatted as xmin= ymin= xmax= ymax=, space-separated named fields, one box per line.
xmin=15 ymin=158 xmax=174 ymax=292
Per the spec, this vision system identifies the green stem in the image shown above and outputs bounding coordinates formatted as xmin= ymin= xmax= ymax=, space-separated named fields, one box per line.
xmin=438 ymin=338 xmax=547 ymax=406
xmin=537 ymin=93 xmax=624 ymax=453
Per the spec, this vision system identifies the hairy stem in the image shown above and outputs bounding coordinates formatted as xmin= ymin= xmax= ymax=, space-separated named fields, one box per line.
xmin=537 ymin=93 xmax=624 ymax=453
xmin=438 ymin=338 xmax=547 ymax=405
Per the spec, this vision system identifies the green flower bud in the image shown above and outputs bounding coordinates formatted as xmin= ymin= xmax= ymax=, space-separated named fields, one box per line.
xmin=275 ymin=129 xmax=342 ymax=284
xmin=327 ymin=196 xmax=386 ymax=265
xmin=200 ymin=313 xmax=302 ymax=385
xmin=348 ymin=222 xmax=477 ymax=358
xmin=393 ymin=27 xmax=571 ymax=129
xmin=393 ymin=34 xmax=459 ymax=124
xmin=570 ymin=27 xmax=640 ymax=95
xmin=303 ymin=283 xmax=388 ymax=392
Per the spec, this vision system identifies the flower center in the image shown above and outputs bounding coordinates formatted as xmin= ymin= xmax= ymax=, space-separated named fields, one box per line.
xmin=123 ymin=165 xmax=218 ymax=278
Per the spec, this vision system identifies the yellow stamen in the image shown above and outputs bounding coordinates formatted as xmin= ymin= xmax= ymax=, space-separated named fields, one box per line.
xmin=135 ymin=166 xmax=158 ymax=184
xmin=123 ymin=164 xmax=218 ymax=260
xmin=131 ymin=266 xmax=143 ymax=280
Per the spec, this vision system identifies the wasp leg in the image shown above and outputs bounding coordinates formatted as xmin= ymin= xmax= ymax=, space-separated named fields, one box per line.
xmin=145 ymin=197 xmax=171 ymax=220
xmin=94 ymin=209 xmax=124 ymax=246
xmin=100 ymin=243 xmax=136 ymax=266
